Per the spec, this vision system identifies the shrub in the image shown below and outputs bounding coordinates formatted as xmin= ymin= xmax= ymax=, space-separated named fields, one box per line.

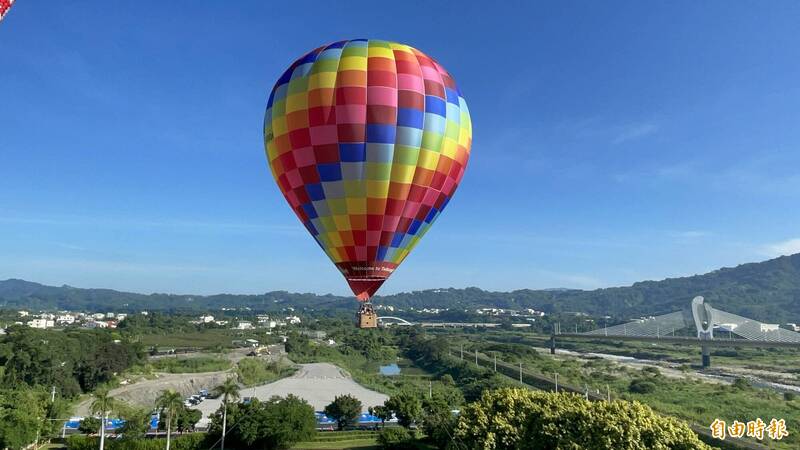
xmin=784 ymin=392 xmax=796 ymax=401
xmin=150 ymin=356 xmax=230 ymax=373
xmin=641 ymin=366 xmax=661 ymax=377
xmin=453 ymin=388 xmax=710 ymax=450
xmin=629 ymin=379 xmax=657 ymax=394
xmin=67 ymin=434 xmax=205 ymax=450
xmin=732 ymin=378 xmax=751 ymax=390
xmin=377 ymin=427 xmax=415 ymax=449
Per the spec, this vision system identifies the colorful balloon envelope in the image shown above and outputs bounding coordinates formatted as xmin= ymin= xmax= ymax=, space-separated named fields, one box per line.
xmin=263 ymin=39 xmax=472 ymax=302
xmin=0 ymin=0 xmax=15 ymax=22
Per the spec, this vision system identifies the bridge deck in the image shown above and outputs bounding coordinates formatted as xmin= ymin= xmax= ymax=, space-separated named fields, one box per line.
xmin=557 ymin=333 xmax=800 ymax=348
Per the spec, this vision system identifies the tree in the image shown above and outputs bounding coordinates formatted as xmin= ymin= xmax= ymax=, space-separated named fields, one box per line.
xmin=90 ymin=388 xmax=118 ymax=450
xmin=116 ymin=406 xmax=152 ymax=439
xmin=175 ymin=407 xmax=201 ymax=433
xmin=385 ymin=392 xmax=422 ymax=428
xmin=155 ymin=389 xmax=183 ymax=450
xmin=422 ymin=396 xmax=457 ymax=449
xmin=213 ymin=377 xmax=240 ymax=450
xmin=284 ymin=333 xmax=312 ymax=356
xmin=209 ymin=395 xmax=316 ymax=450
xmin=369 ymin=405 xmax=392 ymax=428
xmin=78 ymin=417 xmax=101 ymax=435
xmin=324 ymin=394 xmax=362 ymax=430
xmin=453 ymin=388 xmax=711 ymax=450
xmin=0 ymin=388 xmax=48 ymax=449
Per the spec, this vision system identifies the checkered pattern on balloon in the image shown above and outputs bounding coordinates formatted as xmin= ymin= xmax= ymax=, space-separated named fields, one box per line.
xmin=263 ymin=39 xmax=472 ymax=316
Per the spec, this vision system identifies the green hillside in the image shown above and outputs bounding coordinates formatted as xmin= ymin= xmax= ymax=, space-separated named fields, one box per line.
xmin=1 ymin=254 xmax=799 ymax=322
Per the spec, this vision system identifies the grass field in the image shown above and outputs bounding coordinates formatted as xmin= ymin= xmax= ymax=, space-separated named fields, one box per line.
xmin=292 ymin=440 xmax=378 ymax=449
xmin=137 ymin=328 xmax=279 ymax=349
xmin=138 ymin=329 xmax=237 ymax=348
xmin=437 ymin=330 xmax=800 ymax=450
xmin=150 ymin=356 xmax=231 ymax=373
xmin=292 ymin=431 xmax=379 ymax=449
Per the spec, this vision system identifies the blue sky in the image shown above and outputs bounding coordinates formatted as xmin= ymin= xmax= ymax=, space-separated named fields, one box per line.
xmin=1 ymin=1 xmax=799 ymax=296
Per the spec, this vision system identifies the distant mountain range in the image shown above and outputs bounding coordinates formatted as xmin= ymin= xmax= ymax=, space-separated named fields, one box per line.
xmin=2 ymin=254 xmax=799 ymax=322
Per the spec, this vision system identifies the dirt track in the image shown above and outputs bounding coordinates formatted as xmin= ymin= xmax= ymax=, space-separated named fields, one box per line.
xmin=195 ymin=363 xmax=388 ymax=428
xmin=75 ymin=370 xmax=232 ymax=416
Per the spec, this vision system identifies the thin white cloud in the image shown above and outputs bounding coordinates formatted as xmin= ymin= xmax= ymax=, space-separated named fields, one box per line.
xmin=671 ymin=230 xmax=711 ymax=239
xmin=612 ymin=123 xmax=659 ymax=144
xmin=20 ymin=258 xmax=219 ymax=274
xmin=0 ymin=213 xmax=301 ymax=235
xmin=761 ymin=238 xmax=800 ymax=257
xmin=533 ymin=269 xmax=604 ymax=290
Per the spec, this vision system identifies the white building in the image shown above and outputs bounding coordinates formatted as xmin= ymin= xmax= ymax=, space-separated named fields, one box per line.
xmin=199 ymin=315 xmax=215 ymax=323
xmin=236 ymin=321 xmax=254 ymax=330
xmin=760 ymin=324 xmax=780 ymax=333
xmin=18 ymin=311 xmax=29 ymax=317
xmin=27 ymin=319 xmax=55 ymax=329
xmin=285 ymin=316 xmax=301 ymax=325
xmin=56 ymin=315 xmax=76 ymax=325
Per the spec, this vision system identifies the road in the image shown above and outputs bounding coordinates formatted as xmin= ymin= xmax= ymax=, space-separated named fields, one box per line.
xmin=195 ymin=363 xmax=388 ymax=428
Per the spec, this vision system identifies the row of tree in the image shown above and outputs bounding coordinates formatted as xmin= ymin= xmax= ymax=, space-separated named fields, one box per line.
xmin=0 ymin=326 xmax=145 ymax=396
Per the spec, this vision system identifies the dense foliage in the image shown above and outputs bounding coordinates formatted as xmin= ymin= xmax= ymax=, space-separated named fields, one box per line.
xmin=453 ymin=388 xmax=711 ymax=450
xmin=399 ymin=329 xmax=516 ymax=402
xmin=377 ymin=427 xmax=416 ymax=449
xmin=0 ymin=326 xmax=144 ymax=395
xmin=324 ymin=394 xmax=363 ymax=430
xmin=67 ymin=434 xmax=205 ymax=450
xmin=0 ymin=387 xmax=66 ymax=449
xmin=5 ymin=253 xmax=800 ymax=321
xmin=206 ymin=395 xmax=316 ymax=450
xmin=150 ymin=356 xmax=230 ymax=373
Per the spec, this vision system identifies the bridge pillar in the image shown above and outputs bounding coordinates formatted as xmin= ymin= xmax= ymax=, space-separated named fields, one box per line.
xmin=550 ymin=335 xmax=556 ymax=355
xmin=701 ymin=345 xmax=711 ymax=368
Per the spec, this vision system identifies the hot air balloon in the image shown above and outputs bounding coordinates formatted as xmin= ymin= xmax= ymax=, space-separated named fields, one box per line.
xmin=0 ymin=0 xmax=15 ymax=22
xmin=263 ymin=40 xmax=472 ymax=327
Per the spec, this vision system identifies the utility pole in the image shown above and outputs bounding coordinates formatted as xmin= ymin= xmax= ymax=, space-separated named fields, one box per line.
xmin=460 ymin=344 xmax=463 ymax=360
xmin=429 ymin=381 xmax=432 ymax=398
xmin=50 ymin=386 xmax=56 ymax=403
xmin=554 ymin=373 xmax=558 ymax=393
xmin=606 ymin=385 xmax=610 ymax=402
xmin=494 ymin=353 xmax=497 ymax=372
xmin=518 ymin=362 xmax=522 ymax=383
xmin=99 ymin=411 xmax=107 ymax=450
xmin=475 ymin=350 xmax=478 ymax=366
xmin=584 ymin=384 xmax=589 ymax=400
xmin=34 ymin=417 xmax=40 ymax=450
